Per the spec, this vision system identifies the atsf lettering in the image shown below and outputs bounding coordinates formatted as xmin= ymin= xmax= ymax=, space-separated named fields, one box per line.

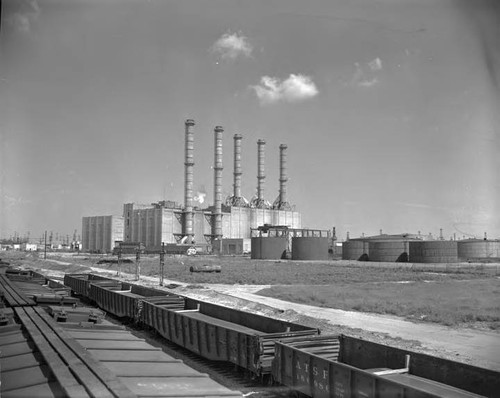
xmin=295 ymin=360 xmax=330 ymax=392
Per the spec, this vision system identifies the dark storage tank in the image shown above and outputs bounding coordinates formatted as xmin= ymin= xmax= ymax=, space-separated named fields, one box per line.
xmin=342 ymin=240 xmax=369 ymax=261
xmin=369 ymin=240 xmax=409 ymax=262
xmin=251 ymin=237 xmax=287 ymax=259
xmin=291 ymin=237 xmax=329 ymax=260
xmin=409 ymin=241 xmax=458 ymax=263
xmin=457 ymin=240 xmax=500 ymax=261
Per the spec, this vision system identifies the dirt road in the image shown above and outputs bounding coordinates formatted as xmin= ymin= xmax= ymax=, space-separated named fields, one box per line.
xmin=181 ymin=283 xmax=500 ymax=371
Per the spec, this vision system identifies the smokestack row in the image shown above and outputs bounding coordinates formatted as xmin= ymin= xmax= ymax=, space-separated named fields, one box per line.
xmin=183 ymin=119 xmax=195 ymax=243
xmin=212 ymin=126 xmax=224 ymax=239
xmin=181 ymin=120 xmax=294 ymax=243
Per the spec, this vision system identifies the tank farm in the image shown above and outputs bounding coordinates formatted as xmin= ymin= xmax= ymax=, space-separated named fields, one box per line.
xmin=3 ymin=120 xmax=499 ymax=398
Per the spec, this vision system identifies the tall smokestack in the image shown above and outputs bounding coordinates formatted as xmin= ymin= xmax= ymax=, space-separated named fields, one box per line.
xmin=233 ymin=134 xmax=242 ymax=198
xmin=183 ymin=119 xmax=195 ymax=242
xmin=274 ymin=144 xmax=291 ymax=210
xmin=279 ymin=144 xmax=288 ymax=203
xmin=212 ymin=126 xmax=223 ymax=240
xmin=257 ymin=139 xmax=266 ymax=206
xmin=227 ymin=134 xmax=248 ymax=207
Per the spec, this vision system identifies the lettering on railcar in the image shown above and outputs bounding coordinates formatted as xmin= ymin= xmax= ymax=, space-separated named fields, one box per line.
xmin=334 ymin=381 xmax=346 ymax=398
xmin=295 ymin=360 xmax=330 ymax=392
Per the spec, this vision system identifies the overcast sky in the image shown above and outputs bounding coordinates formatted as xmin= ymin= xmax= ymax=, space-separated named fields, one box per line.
xmin=1 ymin=0 xmax=499 ymax=242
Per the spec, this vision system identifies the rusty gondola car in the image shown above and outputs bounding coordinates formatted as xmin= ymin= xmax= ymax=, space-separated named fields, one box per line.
xmin=271 ymin=335 xmax=499 ymax=398
xmin=64 ymin=273 xmax=320 ymax=377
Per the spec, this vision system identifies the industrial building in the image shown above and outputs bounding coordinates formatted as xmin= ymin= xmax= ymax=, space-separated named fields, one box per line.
xmin=122 ymin=201 xmax=299 ymax=250
xmin=82 ymin=119 xmax=301 ymax=252
xmin=81 ymin=215 xmax=124 ymax=253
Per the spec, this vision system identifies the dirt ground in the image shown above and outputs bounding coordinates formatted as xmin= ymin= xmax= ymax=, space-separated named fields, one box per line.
xmin=5 ymin=252 xmax=500 ymax=372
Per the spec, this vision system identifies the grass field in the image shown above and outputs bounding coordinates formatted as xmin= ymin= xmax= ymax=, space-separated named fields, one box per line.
xmin=59 ymin=253 xmax=498 ymax=285
xmin=3 ymin=251 xmax=500 ymax=329
xmin=257 ymin=280 xmax=500 ymax=329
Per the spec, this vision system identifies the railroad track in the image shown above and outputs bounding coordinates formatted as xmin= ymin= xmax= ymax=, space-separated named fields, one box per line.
xmin=3 ymin=268 xmax=499 ymax=398
xmin=0 ymin=269 xmax=243 ymax=397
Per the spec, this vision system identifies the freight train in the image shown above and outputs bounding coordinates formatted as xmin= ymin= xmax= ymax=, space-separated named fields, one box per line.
xmin=0 ymin=268 xmax=243 ymax=397
xmin=62 ymin=273 xmax=499 ymax=398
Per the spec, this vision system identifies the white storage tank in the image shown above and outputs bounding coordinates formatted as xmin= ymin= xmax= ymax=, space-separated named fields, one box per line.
xmin=409 ymin=241 xmax=458 ymax=263
xmin=342 ymin=240 xmax=369 ymax=261
xmin=369 ymin=240 xmax=410 ymax=262
xmin=457 ymin=240 xmax=500 ymax=261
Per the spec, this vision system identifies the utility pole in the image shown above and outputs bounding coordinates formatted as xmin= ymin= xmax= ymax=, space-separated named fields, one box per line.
xmin=159 ymin=243 xmax=165 ymax=286
xmin=135 ymin=248 xmax=141 ymax=281
xmin=44 ymin=231 xmax=47 ymax=260
xmin=117 ymin=247 xmax=122 ymax=278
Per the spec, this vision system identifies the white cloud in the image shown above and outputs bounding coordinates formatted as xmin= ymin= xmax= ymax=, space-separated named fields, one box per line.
xmin=251 ymin=74 xmax=319 ymax=105
xmin=211 ymin=31 xmax=253 ymax=60
xmin=350 ymin=59 xmax=383 ymax=88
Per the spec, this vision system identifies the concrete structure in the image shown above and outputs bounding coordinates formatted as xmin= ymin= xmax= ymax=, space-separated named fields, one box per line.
xmin=226 ymin=134 xmax=248 ymax=207
xmin=21 ymin=243 xmax=38 ymax=251
xmin=82 ymin=215 xmax=124 ymax=253
xmin=215 ymin=238 xmax=251 ymax=255
xmin=251 ymin=139 xmax=271 ymax=209
xmin=212 ymin=126 xmax=224 ymax=240
xmin=183 ymin=119 xmax=196 ymax=243
xmin=84 ymin=120 xmax=301 ymax=252
xmin=123 ymin=202 xmax=159 ymax=242
xmin=122 ymin=201 xmax=301 ymax=250
xmin=273 ymin=144 xmax=291 ymax=210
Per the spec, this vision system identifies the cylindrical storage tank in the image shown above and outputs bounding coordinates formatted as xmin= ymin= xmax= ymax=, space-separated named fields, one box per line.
xmin=342 ymin=240 xmax=369 ymax=261
xmin=369 ymin=240 xmax=409 ymax=262
xmin=409 ymin=241 xmax=458 ymax=263
xmin=251 ymin=237 xmax=287 ymax=259
xmin=291 ymin=237 xmax=329 ymax=260
xmin=458 ymin=240 xmax=500 ymax=261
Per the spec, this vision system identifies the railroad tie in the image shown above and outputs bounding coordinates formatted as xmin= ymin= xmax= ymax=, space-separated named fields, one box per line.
xmin=13 ymin=307 xmax=91 ymax=397
xmin=0 ymin=275 xmax=36 ymax=307
xmin=30 ymin=306 xmax=136 ymax=398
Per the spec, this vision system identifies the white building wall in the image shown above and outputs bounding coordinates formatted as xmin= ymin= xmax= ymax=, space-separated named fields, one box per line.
xmin=82 ymin=215 xmax=124 ymax=253
xmin=119 ymin=202 xmax=301 ymax=248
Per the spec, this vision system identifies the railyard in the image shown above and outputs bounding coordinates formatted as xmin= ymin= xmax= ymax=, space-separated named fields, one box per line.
xmin=2 ymin=253 xmax=500 ymax=398
xmin=1 ymin=250 xmax=499 ymax=397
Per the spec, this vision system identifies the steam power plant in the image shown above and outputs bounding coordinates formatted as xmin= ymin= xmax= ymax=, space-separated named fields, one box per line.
xmin=82 ymin=119 xmax=301 ymax=252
